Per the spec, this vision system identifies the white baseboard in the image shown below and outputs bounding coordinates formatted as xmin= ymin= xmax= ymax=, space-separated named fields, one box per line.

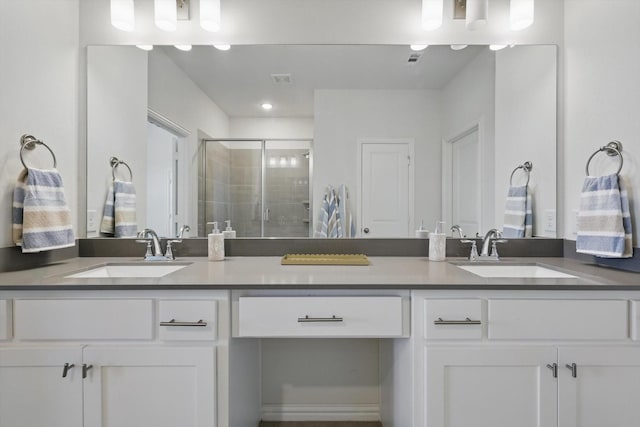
xmin=261 ymin=404 xmax=381 ymax=422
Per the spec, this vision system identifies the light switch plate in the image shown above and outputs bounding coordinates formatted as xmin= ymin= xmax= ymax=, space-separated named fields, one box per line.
xmin=543 ymin=209 xmax=556 ymax=234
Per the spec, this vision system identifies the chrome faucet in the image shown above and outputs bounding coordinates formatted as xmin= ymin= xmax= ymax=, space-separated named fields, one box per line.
xmin=480 ymin=228 xmax=500 ymax=257
xmin=461 ymin=229 xmax=508 ymax=261
xmin=451 ymin=225 xmax=465 ymax=238
xmin=136 ymin=228 xmax=182 ymax=261
xmin=177 ymin=224 xmax=191 ymax=239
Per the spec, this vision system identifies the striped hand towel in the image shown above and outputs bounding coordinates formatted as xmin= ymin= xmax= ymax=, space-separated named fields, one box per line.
xmin=314 ymin=191 xmax=330 ymax=238
xmin=503 ymin=185 xmax=533 ymax=238
xmin=577 ymin=173 xmax=633 ymax=258
xmin=99 ymin=180 xmax=137 ymax=237
xmin=12 ymin=168 xmax=75 ymax=253
xmin=338 ymin=184 xmax=356 ymax=238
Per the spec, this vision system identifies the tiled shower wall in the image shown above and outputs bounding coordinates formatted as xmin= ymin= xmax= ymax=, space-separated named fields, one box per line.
xmin=200 ymin=142 xmax=311 ymax=237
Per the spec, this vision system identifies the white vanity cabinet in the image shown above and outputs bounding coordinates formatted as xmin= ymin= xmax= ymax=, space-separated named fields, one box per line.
xmin=0 ymin=292 xmax=227 ymax=427
xmin=414 ymin=292 xmax=640 ymax=427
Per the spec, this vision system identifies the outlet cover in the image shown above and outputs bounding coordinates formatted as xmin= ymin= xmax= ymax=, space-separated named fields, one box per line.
xmin=543 ymin=209 xmax=556 ymax=234
xmin=87 ymin=210 xmax=97 ymax=232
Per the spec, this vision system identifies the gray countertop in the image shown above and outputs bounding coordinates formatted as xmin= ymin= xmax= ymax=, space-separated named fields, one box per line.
xmin=0 ymin=256 xmax=638 ymax=290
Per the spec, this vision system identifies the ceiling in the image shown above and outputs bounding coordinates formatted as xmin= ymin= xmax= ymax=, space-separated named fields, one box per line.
xmin=160 ymin=44 xmax=484 ymax=118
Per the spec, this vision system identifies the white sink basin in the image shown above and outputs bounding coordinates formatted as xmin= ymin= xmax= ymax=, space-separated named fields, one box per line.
xmin=65 ymin=263 xmax=190 ymax=278
xmin=456 ymin=264 xmax=578 ymax=279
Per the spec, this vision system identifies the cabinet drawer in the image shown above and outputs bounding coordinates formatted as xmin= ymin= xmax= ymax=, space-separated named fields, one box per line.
xmin=425 ymin=299 xmax=483 ymax=340
xmin=158 ymin=300 xmax=218 ymax=341
xmin=238 ymin=296 xmax=405 ymax=337
xmin=0 ymin=300 xmax=11 ymax=340
xmin=14 ymin=299 xmax=153 ymax=340
xmin=488 ymin=299 xmax=628 ymax=340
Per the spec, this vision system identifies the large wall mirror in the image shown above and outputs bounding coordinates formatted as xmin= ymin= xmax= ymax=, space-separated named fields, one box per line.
xmin=86 ymin=44 xmax=557 ymax=239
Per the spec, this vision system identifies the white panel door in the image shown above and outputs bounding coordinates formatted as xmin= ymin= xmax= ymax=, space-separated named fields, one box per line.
xmin=0 ymin=347 xmax=83 ymax=427
xmin=559 ymin=346 xmax=640 ymax=427
xmin=147 ymin=121 xmax=179 ymax=237
xmin=450 ymin=128 xmax=480 ymax=237
xmin=426 ymin=346 xmax=557 ymax=427
xmin=83 ymin=346 xmax=216 ymax=427
xmin=360 ymin=142 xmax=411 ymax=237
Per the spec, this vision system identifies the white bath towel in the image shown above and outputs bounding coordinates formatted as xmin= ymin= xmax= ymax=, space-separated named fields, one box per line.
xmin=12 ymin=168 xmax=75 ymax=253
xmin=100 ymin=179 xmax=137 ymax=237
xmin=576 ymin=173 xmax=633 ymax=258
xmin=503 ymin=185 xmax=533 ymax=238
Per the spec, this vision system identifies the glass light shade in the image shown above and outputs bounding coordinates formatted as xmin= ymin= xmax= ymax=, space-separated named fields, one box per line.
xmin=136 ymin=45 xmax=154 ymax=51
xmin=410 ymin=44 xmax=429 ymax=51
xmin=450 ymin=44 xmax=468 ymax=50
xmin=290 ymin=157 xmax=297 ymax=167
xmin=510 ymin=0 xmax=534 ymax=31
xmin=279 ymin=157 xmax=287 ymax=167
xmin=200 ymin=0 xmax=221 ymax=32
xmin=174 ymin=44 xmax=192 ymax=51
xmin=421 ymin=0 xmax=443 ymax=31
xmin=155 ymin=0 xmax=177 ymax=31
xmin=489 ymin=44 xmax=507 ymax=51
xmin=466 ymin=0 xmax=488 ymax=30
xmin=213 ymin=44 xmax=231 ymax=51
xmin=111 ymin=0 xmax=135 ymax=32
xmin=261 ymin=103 xmax=273 ymax=110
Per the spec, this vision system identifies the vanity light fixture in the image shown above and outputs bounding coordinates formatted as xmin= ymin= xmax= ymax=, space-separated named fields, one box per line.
xmin=489 ymin=44 xmax=507 ymax=51
xmin=290 ymin=156 xmax=298 ymax=167
xmin=155 ymin=0 xmax=178 ymax=31
xmin=261 ymin=103 xmax=273 ymax=111
xmin=422 ymin=0 xmax=443 ymax=30
xmin=213 ymin=44 xmax=231 ymax=51
xmin=410 ymin=44 xmax=429 ymax=51
xmin=279 ymin=156 xmax=287 ymax=167
xmin=510 ymin=0 xmax=534 ymax=30
xmin=450 ymin=44 xmax=468 ymax=50
xmin=466 ymin=0 xmax=488 ymax=30
xmin=200 ymin=0 xmax=221 ymax=32
xmin=174 ymin=44 xmax=192 ymax=51
xmin=136 ymin=45 xmax=154 ymax=51
xmin=111 ymin=0 xmax=135 ymax=32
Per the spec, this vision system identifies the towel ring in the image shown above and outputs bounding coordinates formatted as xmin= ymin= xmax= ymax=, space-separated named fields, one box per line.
xmin=509 ymin=161 xmax=533 ymax=187
xmin=19 ymin=134 xmax=57 ymax=169
xmin=110 ymin=157 xmax=133 ymax=181
xmin=585 ymin=141 xmax=623 ymax=176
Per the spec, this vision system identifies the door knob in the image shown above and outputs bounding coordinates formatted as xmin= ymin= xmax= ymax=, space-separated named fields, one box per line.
xmin=363 ymin=227 xmax=370 ymax=234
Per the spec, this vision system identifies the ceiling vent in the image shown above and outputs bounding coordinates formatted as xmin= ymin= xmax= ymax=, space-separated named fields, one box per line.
xmin=408 ymin=53 xmax=422 ymax=64
xmin=271 ymin=73 xmax=293 ymax=84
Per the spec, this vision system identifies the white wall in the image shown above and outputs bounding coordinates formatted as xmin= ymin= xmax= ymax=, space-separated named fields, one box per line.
xmin=0 ymin=0 xmax=79 ymax=248
xmin=314 ymin=89 xmax=441 ymax=235
xmin=87 ymin=46 xmax=148 ymax=237
xmin=148 ymin=48 xmax=230 ymax=231
xmin=229 ymin=118 xmax=314 ymax=139
xmin=495 ymin=45 xmax=557 ymax=237
xmin=564 ymin=0 xmax=639 ymax=247
xmin=441 ymin=49 xmax=496 ymax=235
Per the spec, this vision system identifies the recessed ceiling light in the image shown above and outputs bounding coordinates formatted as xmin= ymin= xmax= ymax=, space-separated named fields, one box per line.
xmin=213 ymin=44 xmax=231 ymax=51
xmin=261 ymin=103 xmax=273 ymax=111
xmin=450 ymin=44 xmax=468 ymax=50
xmin=136 ymin=45 xmax=154 ymax=51
xmin=489 ymin=44 xmax=508 ymax=51
xmin=410 ymin=44 xmax=429 ymax=51
xmin=174 ymin=44 xmax=192 ymax=51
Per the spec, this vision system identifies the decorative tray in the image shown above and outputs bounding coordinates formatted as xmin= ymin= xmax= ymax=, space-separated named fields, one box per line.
xmin=281 ymin=254 xmax=370 ymax=266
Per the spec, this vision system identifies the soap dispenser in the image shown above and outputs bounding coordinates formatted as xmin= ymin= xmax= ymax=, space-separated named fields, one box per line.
xmin=415 ymin=219 xmax=429 ymax=239
xmin=206 ymin=222 xmax=225 ymax=261
xmin=223 ymin=220 xmax=236 ymax=239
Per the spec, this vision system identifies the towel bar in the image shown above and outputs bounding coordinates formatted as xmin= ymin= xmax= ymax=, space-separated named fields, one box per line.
xmin=110 ymin=156 xmax=133 ymax=181
xmin=509 ymin=161 xmax=532 ymax=186
xmin=19 ymin=134 xmax=57 ymax=169
xmin=585 ymin=141 xmax=623 ymax=176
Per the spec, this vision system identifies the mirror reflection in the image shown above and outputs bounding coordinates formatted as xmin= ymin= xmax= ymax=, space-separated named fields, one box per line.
xmin=86 ymin=44 xmax=557 ymax=239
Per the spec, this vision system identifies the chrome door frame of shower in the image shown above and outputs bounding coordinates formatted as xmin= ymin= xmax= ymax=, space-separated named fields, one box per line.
xmin=201 ymin=138 xmax=314 ymax=238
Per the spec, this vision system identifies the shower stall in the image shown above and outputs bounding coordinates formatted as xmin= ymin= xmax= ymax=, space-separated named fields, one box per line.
xmin=199 ymin=139 xmax=312 ymax=238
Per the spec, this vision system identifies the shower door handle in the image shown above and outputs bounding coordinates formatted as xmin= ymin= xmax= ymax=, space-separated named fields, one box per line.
xmin=263 ymin=208 xmax=270 ymax=221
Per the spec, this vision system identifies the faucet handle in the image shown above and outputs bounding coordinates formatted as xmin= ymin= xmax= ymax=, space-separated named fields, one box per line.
xmin=164 ymin=239 xmax=182 ymax=260
xmin=490 ymin=239 xmax=509 ymax=258
xmin=460 ymin=239 xmax=479 ymax=261
xmin=135 ymin=240 xmax=154 ymax=259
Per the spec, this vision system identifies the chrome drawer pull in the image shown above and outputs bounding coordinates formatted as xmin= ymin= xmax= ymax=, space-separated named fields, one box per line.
xmin=434 ymin=317 xmax=481 ymax=325
xmin=566 ymin=363 xmax=577 ymax=378
xmin=160 ymin=319 xmax=207 ymax=327
xmin=62 ymin=363 xmax=75 ymax=378
xmin=297 ymin=315 xmax=344 ymax=323
xmin=546 ymin=363 xmax=558 ymax=378
xmin=82 ymin=364 xmax=93 ymax=379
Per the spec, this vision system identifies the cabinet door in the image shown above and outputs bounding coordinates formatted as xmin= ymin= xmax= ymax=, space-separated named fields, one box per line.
xmin=559 ymin=346 xmax=640 ymax=427
xmin=83 ymin=346 xmax=216 ymax=427
xmin=426 ymin=346 xmax=557 ymax=427
xmin=0 ymin=347 xmax=83 ymax=427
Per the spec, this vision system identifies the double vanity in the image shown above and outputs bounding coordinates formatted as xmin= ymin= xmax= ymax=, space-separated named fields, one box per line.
xmin=1 ymin=253 xmax=639 ymax=427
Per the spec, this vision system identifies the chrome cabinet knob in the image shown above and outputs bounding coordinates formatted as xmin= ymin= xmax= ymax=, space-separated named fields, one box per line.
xmin=363 ymin=228 xmax=370 ymax=234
